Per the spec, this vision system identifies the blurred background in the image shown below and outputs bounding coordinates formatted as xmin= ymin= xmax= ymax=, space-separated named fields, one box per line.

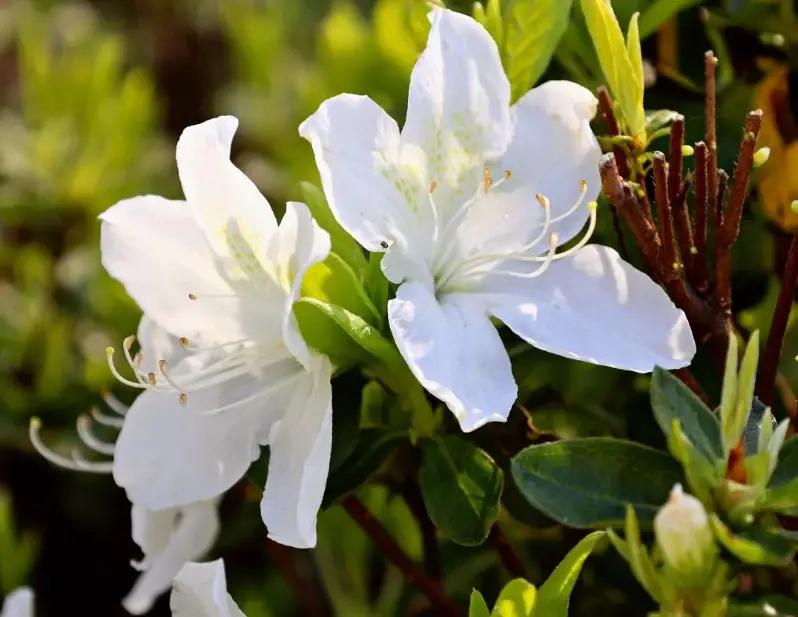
xmin=1 ymin=0 xmax=798 ymax=615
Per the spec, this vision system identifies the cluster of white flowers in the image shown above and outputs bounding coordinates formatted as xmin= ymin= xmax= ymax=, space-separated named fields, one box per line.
xmin=21 ymin=6 xmax=695 ymax=614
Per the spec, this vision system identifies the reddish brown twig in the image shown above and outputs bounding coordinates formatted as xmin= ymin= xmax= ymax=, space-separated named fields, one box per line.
xmin=488 ymin=524 xmax=528 ymax=580
xmin=265 ymin=539 xmax=331 ymax=617
xmin=757 ymin=234 xmax=798 ymax=407
xmin=714 ymin=111 xmax=763 ymax=329
xmin=597 ymin=85 xmax=629 ymax=177
xmin=403 ymin=469 xmax=442 ymax=580
xmin=653 ymin=152 xmax=680 ymax=279
xmin=669 ymin=117 xmax=695 ymax=277
xmin=673 ymin=368 xmax=711 ymax=404
xmin=705 ymin=52 xmax=719 ymax=235
xmin=342 ymin=496 xmax=464 ymax=617
xmin=692 ymin=141 xmax=709 ymax=296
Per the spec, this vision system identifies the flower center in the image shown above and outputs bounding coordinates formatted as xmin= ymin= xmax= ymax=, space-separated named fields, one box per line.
xmin=428 ymin=171 xmax=597 ymax=293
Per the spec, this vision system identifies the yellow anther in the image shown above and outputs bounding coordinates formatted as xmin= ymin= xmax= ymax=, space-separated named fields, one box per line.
xmin=159 ymin=359 xmax=168 ymax=373
xmin=578 ymin=179 xmax=587 ymax=193
xmin=536 ymin=193 xmax=550 ymax=208
xmin=504 ymin=170 xmax=511 ymax=180
xmin=588 ymin=200 xmax=598 ymax=211
xmin=188 ymin=293 xmax=197 ymax=300
xmin=179 ymin=337 xmax=189 ymax=348
xmin=429 ymin=180 xmax=438 ymax=193
xmin=148 ymin=372 xmax=156 ymax=386
xmin=134 ymin=352 xmax=143 ymax=366
xmin=179 ymin=393 xmax=187 ymax=407
xmin=483 ymin=168 xmax=493 ymax=192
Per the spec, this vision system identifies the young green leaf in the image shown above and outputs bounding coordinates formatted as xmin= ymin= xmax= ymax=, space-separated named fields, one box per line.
xmin=724 ymin=331 xmax=760 ymax=455
xmin=650 ymin=367 xmax=724 ymax=464
xmin=420 ymin=436 xmax=503 ymax=546
xmin=363 ymin=251 xmax=389 ymax=330
xmin=503 ymin=0 xmax=574 ymax=102
xmin=666 ymin=419 xmax=721 ymax=505
xmin=300 ymin=181 xmax=367 ymax=274
xmin=469 ymin=589 xmax=491 ymax=617
xmin=710 ymin=515 xmax=796 ymax=566
xmin=638 ymin=0 xmax=703 ymax=39
xmin=493 ymin=579 xmax=537 ymax=617
xmin=293 ymin=297 xmax=403 ymax=369
xmin=511 ymin=438 xmax=684 ymax=528
xmin=534 ymin=531 xmax=606 ymax=616
xmin=759 ymin=437 xmax=798 ymax=511
xmin=302 ymin=252 xmax=381 ymax=327
xmin=624 ymin=506 xmax=663 ymax=601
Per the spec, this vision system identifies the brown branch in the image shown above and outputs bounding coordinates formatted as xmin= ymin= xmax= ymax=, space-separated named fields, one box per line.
xmin=757 ymin=234 xmax=798 ymax=407
xmin=673 ymin=368 xmax=711 ymax=405
xmin=669 ymin=118 xmax=695 ymax=277
xmin=600 ymin=153 xmax=730 ymax=367
xmin=705 ymin=52 xmax=719 ymax=236
xmin=653 ymin=152 xmax=680 ymax=279
xmin=600 ymin=154 xmax=661 ymax=272
xmin=714 ymin=111 xmax=763 ymax=328
xmin=342 ymin=496 xmax=464 ymax=617
xmin=265 ymin=539 xmax=331 ymax=617
xmin=488 ymin=524 xmax=528 ymax=579
xmin=596 ymin=85 xmax=629 ymax=177
xmin=716 ymin=169 xmax=729 ymax=228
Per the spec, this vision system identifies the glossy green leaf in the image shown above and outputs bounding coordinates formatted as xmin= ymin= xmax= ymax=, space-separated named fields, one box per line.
xmin=534 ymin=531 xmax=606 ymax=616
xmin=363 ymin=251 xmax=389 ymax=330
xmin=710 ymin=515 xmax=796 ymax=566
xmin=469 ymin=589 xmax=491 ymax=617
xmin=511 ymin=438 xmax=683 ymax=528
xmin=666 ymin=419 xmax=720 ymax=506
xmin=760 ymin=437 xmax=798 ymax=511
xmin=302 ymin=252 xmax=380 ymax=327
xmin=650 ymin=367 xmax=724 ymax=464
xmin=322 ymin=430 xmax=406 ymax=507
xmin=420 ymin=436 xmax=503 ymax=546
xmin=638 ymin=0 xmax=704 ymax=39
xmin=293 ymin=297 xmax=403 ymax=368
xmin=300 ymin=181 xmax=367 ymax=274
xmin=493 ymin=579 xmax=537 ymax=617
xmin=503 ymin=0 xmax=573 ymax=101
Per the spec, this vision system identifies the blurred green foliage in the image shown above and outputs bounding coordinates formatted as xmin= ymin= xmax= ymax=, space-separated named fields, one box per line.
xmin=2 ymin=0 xmax=798 ymax=615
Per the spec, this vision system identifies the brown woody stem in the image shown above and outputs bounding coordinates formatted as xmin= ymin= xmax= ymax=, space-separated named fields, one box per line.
xmin=757 ymin=234 xmax=798 ymax=407
xmin=342 ymin=496 xmax=464 ymax=617
xmin=489 ymin=525 xmax=528 ymax=579
xmin=653 ymin=152 xmax=680 ymax=279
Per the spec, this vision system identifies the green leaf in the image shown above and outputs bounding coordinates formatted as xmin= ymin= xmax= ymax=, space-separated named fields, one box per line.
xmin=293 ymin=297 xmax=403 ymax=368
xmin=322 ymin=430 xmax=406 ymax=507
xmin=710 ymin=515 xmax=796 ymax=566
xmin=759 ymin=437 xmax=798 ymax=511
xmin=469 ymin=589 xmax=491 ymax=617
xmin=622 ymin=506 xmax=662 ymax=602
xmin=534 ymin=531 xmax=605 ymax=616
xmin=503 ymin=0 xmax=573 ymax=101
xmin=645 ymin=109 xmax=681 ymax=133
xmin=725 ymin=331 xmax=760 ymax=456
xmin=302 ymin=252 xmax=381 ymax=326
xmin=492 ymin=579 xmax=537 ymax=617
xmin=511 ymin=438 xmax=683 ymax=528
xmin=666 ymin=419 xmax=720 ymax=505
xmin=650 ymin=367 xmax=724 ymax=464
xmin=579 ymin=0 xmax=645 ymax=138
xmin=730 ymin=595 xmax=798 ymax=617
xmin=420 ymin=436 xmax=503 ymax=546
xmin=638 ymin=0 xmax=704 ymax=39
xmin=363 ymin=251 xmax=389 ymax=330
xmin=300 ymin=181 xmax=367 ymax=274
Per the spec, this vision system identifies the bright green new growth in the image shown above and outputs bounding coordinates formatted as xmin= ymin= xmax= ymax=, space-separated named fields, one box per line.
xmin=579 ymin=0 xmax=646 ymax=141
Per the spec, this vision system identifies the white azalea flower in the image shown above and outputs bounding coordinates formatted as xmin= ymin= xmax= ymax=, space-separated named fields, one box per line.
xmin=95 ymin=117 xmax=334 ymax=549
xmin=29 ymin=321 xmax=221 ymax=615
xmin=0 ymin=588 xmax=33 ymax=617
xmin=300 ymin=7 xmax=695 ymax=432
xmin=170 ymin=560 xmax=245 ymax=617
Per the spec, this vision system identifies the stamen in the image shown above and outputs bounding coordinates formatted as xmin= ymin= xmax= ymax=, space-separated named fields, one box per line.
xmin=90 ymin=406 xmax=124 ymax=428
xmin=179 ymin=337 xmax=189 ymax=348
xmin=148 ymin=372 xmax=157 ymax=385
xmin=179 ymin=393 xmax=187 ymax=407
xmin=428 ymin=180 xmax=441 ymax=241
xmin=189 ymin=373 xmax=302 ymax=416
xmin=429 ymin=180 xmax=438 ymax=193
xmin=76 ymin=415 xmax=116 ymax=455
xmin=29 ymin=418 xmax=113 ymax=474
xmin=102 ymin=392 xmax=129 ymax=416
xmin=188 ymin=293 xmax=197 ymax=300
xmin=483 ymin=168 xmax=493 ymax=193
xmin=547 ymin=201 xmax=598 ymax=260
xmin=106 ymin=347 xmax=148 ymax=389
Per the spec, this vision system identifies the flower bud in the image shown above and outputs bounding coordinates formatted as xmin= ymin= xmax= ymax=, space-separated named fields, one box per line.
xmin=654 ymin=484 xmax=718 ymax=584
xmin=753 ymin=146 xmax=771 ymax=167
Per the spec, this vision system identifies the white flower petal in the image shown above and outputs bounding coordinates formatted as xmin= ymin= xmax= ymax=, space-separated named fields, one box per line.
xmin=487 ymin=245 xmax=696 ymax=372
xmin=261 ymin=354 xmax=333 ymax=549
xmin=462 ymin=81 xmax=602 ymax=255
xmin=299 ymin=94 xmax=423 ymax=252
xmin=124 ymin=501 xmax=220 ymax=615
xmin=171 ymin=560 xmax=246 ymax=617
xmin=113 ymin=360 xmax=300 ymax=510
xmin=402 ymin=7 xmax=512 ymax=189
xmin=388 ymin=282 xmax=516 ymax=432
xmin=0 ymin=588 xmax=34 ymax=617
xmin=137 ymin=316 xmax=182 ymax=374
xmin=267 ymin=202 xmax=331 ymax=370
xmin=100 ymin=196 xmax=242 ymax=342
xmin=176 ymin=116 xmax=277 ymax=260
